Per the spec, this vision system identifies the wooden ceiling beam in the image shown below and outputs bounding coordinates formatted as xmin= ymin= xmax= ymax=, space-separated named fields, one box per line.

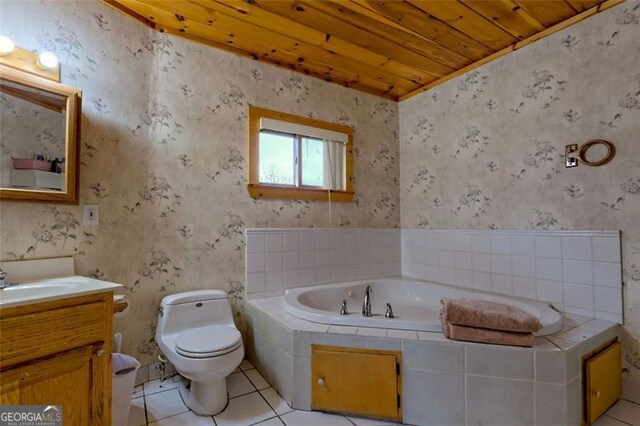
xmin=407 ymin=0 xmax=518 ymax=51
xmin=201 ymin=0 xmax=437 ymax=84
xmin=359 ymin=0 xmax=495 ymax=61
xmin=459 ymin=0 xmax=546 ymax=40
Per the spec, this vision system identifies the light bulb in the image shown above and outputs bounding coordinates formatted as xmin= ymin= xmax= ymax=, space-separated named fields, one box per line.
xmin=0 ymin=36 xmax=15 ymax=56
xmin=36 ymin=51 xmax=58 ymax=69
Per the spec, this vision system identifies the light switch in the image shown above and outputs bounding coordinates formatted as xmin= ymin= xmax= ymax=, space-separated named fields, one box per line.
xmin=83 ymin=204 xmax=99 ymax=226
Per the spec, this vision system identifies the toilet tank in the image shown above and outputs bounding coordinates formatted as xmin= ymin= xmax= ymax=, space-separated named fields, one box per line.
xmin=157 ymin=290 xmax=235 ymax=336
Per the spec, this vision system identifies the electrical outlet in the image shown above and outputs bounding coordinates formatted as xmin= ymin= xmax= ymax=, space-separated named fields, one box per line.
xmin=83 ymin=204 xmax=99 ymax=226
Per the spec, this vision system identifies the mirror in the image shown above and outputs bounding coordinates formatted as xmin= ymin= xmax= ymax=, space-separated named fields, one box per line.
xmin=0 ymin=64 xmax=81 ymax=204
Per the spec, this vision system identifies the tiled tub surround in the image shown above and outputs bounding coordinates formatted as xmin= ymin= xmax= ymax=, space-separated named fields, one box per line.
xmin=246 ymin=297 xmax=620 ymax=426
xmin=246 ymin=228 xmax=623 ymax=324
xmin=245 ymin=229 xmax=401 ymax=300
xmin=402 ymin=229 xmax=623 ymax=324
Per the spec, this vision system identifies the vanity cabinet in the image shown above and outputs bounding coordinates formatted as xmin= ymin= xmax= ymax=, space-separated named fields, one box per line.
xmin=311 ymin=345 xmax=402 ymax=421
xmin=0 ymin=292 xmax=113 ymax=425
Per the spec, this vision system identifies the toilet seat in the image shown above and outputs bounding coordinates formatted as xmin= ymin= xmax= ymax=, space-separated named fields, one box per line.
xmin=175 ymin=325 xmax=242 ymax=358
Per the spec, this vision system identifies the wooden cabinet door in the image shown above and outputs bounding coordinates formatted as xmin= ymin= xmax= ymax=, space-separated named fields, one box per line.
xmin=585 ymin=341 xmax=622 ymax=424
xmin=311 ymin=345 xmax=401 ymax=421
xmin=0 ymin=343 xmax=109 ymax=426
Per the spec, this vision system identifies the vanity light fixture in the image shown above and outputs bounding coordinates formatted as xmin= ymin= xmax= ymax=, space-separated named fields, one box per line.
xmin=0 ymin=36 xmax=15 ymax=57
xmin=36 ymin=51 xmax=59 ymax=70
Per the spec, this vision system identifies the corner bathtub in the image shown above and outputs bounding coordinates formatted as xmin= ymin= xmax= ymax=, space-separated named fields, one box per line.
xmin=283 ymin=278 xmax=563 ymax=336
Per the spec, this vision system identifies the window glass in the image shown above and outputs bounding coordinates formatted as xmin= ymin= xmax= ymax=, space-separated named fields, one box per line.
xmin=301 ymin=137 xmax=324 ymax=187
xmin=258 ymin=131 xmax=295 ymax=185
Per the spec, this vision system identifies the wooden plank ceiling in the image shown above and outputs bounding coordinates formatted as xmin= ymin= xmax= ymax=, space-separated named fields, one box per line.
xmin=102 ymin=0 xmax=622 ymax=101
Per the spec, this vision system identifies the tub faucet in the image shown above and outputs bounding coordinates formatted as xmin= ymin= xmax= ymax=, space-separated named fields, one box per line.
xmin=0 ymin=264 xmax=7 ymax=290
xmin=362 ymin=285 xmax=372 ymax=317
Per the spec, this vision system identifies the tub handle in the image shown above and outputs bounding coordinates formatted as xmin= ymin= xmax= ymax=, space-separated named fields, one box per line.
xmin=340 ymin=299 xmax=349 ymax=315
xmin=317 ymin=378 xmax=325 ymax=386
xmin=385 ymin=303 xmax=395 ymax=319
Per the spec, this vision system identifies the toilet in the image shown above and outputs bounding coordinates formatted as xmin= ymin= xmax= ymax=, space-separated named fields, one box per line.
xmin=156 ymin=290 xmax=244 ymax=415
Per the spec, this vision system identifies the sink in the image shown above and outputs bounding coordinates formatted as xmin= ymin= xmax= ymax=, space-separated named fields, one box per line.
xmin=0 ymin=276 xmax=122 ymax=308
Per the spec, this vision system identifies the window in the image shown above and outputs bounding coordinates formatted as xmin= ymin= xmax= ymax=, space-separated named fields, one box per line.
xmin=248 ymin=106 xmax=354 ymax=202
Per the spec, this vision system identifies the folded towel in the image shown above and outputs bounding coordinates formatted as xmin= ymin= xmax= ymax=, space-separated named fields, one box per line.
xmin=441 ymin=298 xmax=542 ymax=333
xmin=442 ymin=320 xmax=534 ymax=347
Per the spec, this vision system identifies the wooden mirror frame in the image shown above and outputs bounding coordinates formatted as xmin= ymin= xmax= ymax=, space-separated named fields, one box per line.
xmin=0 ymin=64 xmax=82 ymax=204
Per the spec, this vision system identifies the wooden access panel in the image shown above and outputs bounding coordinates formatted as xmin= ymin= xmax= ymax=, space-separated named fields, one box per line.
xmin=311 ymin=345 xmax=401 ymax=421
xmin=585 ymin=341 xmax=622 ymax=424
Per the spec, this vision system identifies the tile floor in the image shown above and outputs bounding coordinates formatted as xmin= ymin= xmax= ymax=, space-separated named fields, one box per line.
xmin=129 ymin=360 xmax=640 ymax=426
xmin=128 ymin=360 xmax=401 ymax=426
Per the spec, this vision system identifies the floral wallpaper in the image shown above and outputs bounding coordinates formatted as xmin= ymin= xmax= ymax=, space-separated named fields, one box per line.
xmin=400 ymin=1 xmax=640 ymax=385
xmin=0 ymin=91 xmax=66 ymax=187
xmin=0 ymin=0 xmax=399 ymax=366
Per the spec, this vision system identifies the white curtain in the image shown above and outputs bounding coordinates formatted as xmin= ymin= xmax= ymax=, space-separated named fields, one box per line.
xmin=323 ymin=140 xmax=345 ymax=191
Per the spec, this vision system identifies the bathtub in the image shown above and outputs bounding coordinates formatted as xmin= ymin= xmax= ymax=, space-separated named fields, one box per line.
xmin=283 ymin=278 xmax=563 ymax=336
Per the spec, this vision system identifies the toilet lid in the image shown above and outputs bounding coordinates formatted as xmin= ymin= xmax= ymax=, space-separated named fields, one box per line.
xmin=175 ymin=325 xmax=242 ymax=358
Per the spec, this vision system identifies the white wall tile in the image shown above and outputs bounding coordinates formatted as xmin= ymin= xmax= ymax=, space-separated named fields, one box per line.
xmin=247 ymin=272 xmax=265 ymax=294
xmin=284 ymin=233 xmax=299 ymax=252
xmin=330 ymin=231 xmax=344 ymax=250
xmin=247 ymin=233 xmax=265 ymax=254
xmin=472 ymin=271 xmax=492 ymax=291
xmin=455 ymin=251 xmax=472 ymax=270
xmin=592 ymin=237 xmax=621 ymax=262
xmin=454 ymin=269 xmax=473 ymax=288
xmin=562 ymin=237 xmax=592 ymax=260
xmin=300 ymin=251 xmax=315 ymax=268
xmin=594 ymin=286 xmax=623 ymax=314
xmin=513 ymin=276 xmax=536 ymax=299
xmin=284 ymin=251 xmax=299 ymax=271
xmin=300 ymin=233 xmax=315 ymax=251
xmin=513 ymin=256 xmax=535 ymax=278
xmin=536 ymin=258 xmax=562 ymax=281
xmin=491 ymin=235 xmax=512 ymax=254
xmin=315 ymin=250 xmax=331 ymax=268
xmin=315 ymin=232 xmax=331 ymax=250
xmin=441 ymin=234 xmax=456 ymax=251
xmin=455 ymin=232 xmax=472 ymax=252
xmin=512 ymin=235 xmax=534 ymax=256
xmin=265 ymin=271 xmax=284 ymax=292
xmin=284 ymin=269 xmax=300 ymax=288
xmin=492 ymin=273 xmax=513 ymax=295
xmin=265 ymin=252 xmax=283 ymax=272
xmin=492 ymin=254 xmax=512 ymax=275
xmin=440 ymin=267 xmax=455 ymax=284
xmin=562 ymin=260 xmax=593 ymax=285
xmin=564 ymin=283 xmax=594 ymax=311
xmin=593 ymin=262 xmax=622 ymax=288
xmin=535 ymin=236 xmax=561 ymax=259
xmin=265 ymin=233 xmax=283 ymax=252
xmin=440 ymin=250 xmax=456 ymax=268
xmin=472 ymin=253 xmax=491 ymax=272
xmin=537 ymin=279 xmax=564 ymax=305
xmin=472 ymin=234 xmax=491 ymax=253
xmin=247 ymin=253 xmax=265 ymax=273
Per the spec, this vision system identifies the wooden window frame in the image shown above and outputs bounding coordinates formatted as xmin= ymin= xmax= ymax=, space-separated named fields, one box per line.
xmin=247 ymin=105 xmax=354 ymax=202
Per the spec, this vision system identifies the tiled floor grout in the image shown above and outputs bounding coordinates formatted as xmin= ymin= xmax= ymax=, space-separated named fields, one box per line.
xmin=133 ymin=361 xmax=637 ymax=426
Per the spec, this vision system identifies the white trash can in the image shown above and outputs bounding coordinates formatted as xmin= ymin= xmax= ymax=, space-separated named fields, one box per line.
xmin=112 ymin=353 xmax=140 ymax=426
